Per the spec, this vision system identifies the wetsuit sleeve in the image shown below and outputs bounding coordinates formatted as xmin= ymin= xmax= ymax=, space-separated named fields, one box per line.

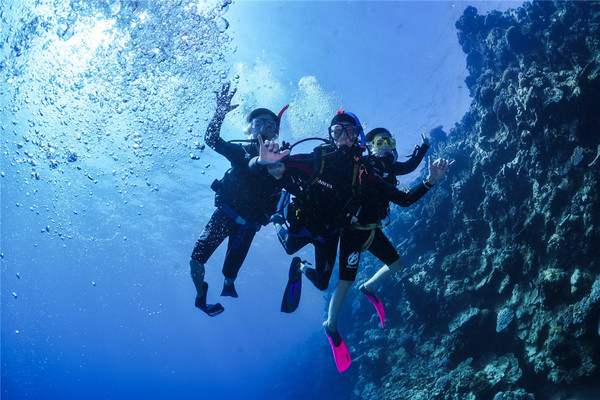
xmin=248 ymin=156 xmax=277 ymax=174
xmin=394 ymin=143 xmax=429 ymax=175
xmin=204 ymin=110 xmax=247 ymax=166
xmin=247 ymin=153 xmax=313 ymax=183
xmin=281 ymin=154 xmax=315 ymax=179
xmin=387 ymin=181 xmax=430 ymax=207
xmin=366 ymin=172 xmax=430 ymax=207
xmin=205 ymin=110 xmax=227 ymax=151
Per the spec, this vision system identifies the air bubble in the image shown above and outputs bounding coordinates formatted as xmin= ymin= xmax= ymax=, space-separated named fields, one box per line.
xmin=215 ymin=17 xmax=229 ymax=33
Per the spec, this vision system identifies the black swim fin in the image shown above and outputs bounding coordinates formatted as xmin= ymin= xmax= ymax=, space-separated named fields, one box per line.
xmin=195 ymin=282 xmax=224 ymax=317
xmin=220 ymin=281 xmax=239 ymax=298
xmin=281 ymin=257 xmax=303 ymax=313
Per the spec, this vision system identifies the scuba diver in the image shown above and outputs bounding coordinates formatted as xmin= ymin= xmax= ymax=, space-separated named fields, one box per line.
xmin=258 ymin=120 xmax=453 ymax=372
xmin=331 ymin=128 xmax=430 ymax=332
xmin=189 ymin=82 xmax=285 ymax=317
xmin=259 ymin=111 xmax=366 ymax=295
xmin=325 ymin=128 xmax=452 ymax=363
xmin=256 ymin=112 xmax=437 ymax=372
xmin=254 ymin=110 xmax=367 ymax=372
xmin=356 ymin=128 xmax=430 ymax=326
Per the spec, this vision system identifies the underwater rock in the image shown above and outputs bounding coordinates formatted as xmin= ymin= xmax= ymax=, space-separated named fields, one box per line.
xmin=496 ymin=308 xmax=514 ymax=333
xmin=484 ymin=353 xmax=522 ymax=386
xmin=449 ymin=307 xmax=480 ymax=333
xmin=493 ymin=389 xmax=535 ymax=400
xmin=353 ymin=1 xmax=600 ymax=398
xmin=428 ymin=125 xmax=447 ymax=142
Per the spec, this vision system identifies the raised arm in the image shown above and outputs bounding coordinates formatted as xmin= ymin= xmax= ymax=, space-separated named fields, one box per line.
xmin=205 ymin=82 xmax=239 ymax=150
xmin=389 ymin=156 xmax=453 ymax=207
xmin=394 ymin=133 xmax=430 ymax=176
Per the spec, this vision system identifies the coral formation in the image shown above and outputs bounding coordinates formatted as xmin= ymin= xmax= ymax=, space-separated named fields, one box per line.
xmin=350 ymin=2 xmax=600 ymax=399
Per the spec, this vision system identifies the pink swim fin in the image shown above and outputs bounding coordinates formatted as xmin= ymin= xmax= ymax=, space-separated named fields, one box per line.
xmin=360 ymin=285 xmax=385 ymax=328
xmin=324 ymin=326 xmax=351 ymax=373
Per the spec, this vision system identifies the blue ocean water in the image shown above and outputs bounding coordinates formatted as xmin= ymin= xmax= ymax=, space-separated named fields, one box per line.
xmin=1 ymin=1 xmax=523 ymax=399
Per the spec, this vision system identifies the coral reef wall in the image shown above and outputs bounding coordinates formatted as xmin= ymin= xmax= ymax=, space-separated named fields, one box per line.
xmin=349 ymin=2 xmax=600 ymax=399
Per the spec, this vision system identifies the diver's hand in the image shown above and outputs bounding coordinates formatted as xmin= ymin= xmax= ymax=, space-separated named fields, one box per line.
xmin=265 ymin=139 xmax=281 ymax=154
xmin=257 ymin=135 xmax=290 ymax=165
xmin=215 ymin=82 xmax=238 ymax=115
xmin=426 ymin=157 xmax=453 ymax=185
xmin=421 ymin=133 xmax=430 ymax=147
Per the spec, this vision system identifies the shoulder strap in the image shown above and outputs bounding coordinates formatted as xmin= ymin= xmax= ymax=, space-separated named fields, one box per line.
xmin=309 ymin=146 xmax=328 ymax=186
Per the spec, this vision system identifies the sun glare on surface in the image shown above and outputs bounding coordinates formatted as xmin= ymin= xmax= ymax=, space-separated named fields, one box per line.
xmin=42 ymin=17 xmax=119 ymax=77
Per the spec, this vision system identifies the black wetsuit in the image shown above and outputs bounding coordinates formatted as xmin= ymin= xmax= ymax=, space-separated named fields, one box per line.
xmin=190 ymin=114 xmax=283 ymax=281
xmin=338 ymin=143 xmax=429 ymax=282
xmin=276 ymin=143 xmax=364 ymax=290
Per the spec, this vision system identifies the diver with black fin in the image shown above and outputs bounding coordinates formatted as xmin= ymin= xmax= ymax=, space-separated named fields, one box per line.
xmin=257 ymin=113 xmax=453 ymax=371
xmin=255 ymin=111 xmax=370 ymax=372
xmin=255 ymin=112 xmax=368 ymax=318
xmin=189 ymin=81 xmax=287 ymax=316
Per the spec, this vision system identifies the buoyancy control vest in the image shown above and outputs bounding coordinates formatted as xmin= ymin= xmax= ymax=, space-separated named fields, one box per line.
xmin=283 ymin=144 xmax=365 ymax=237
xmin=211 ymin=143 xmax=283 ymax=226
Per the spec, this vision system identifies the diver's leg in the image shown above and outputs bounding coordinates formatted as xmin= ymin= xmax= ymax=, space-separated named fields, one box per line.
xmin=220 ymin=227 xmax=256 ymax=297
xmin=337 ymin=228 xmax=362 ymax=283
xmin=323 ymin=278 xmax=353 ymax=372
xmin=362 ymin=228 xmax=402 ymax=291
xmin=304 ymin=233 xmax=339 ymax=291
xmin=324 ymin=279 xmax=353 ymax=332
xmin=358 ymin=229 xmax=396 ymax=328
xmin=190 ymin=259 xmax=206 ymax=296
xmin=324 ymin=228 xmax=362 ymax=330
xmin=273 ymin=218 xmax=311 ymax=255
xmin=361 ymin=258 xmax=402 ymax=291
xmin=284 ymin=234 xmax=311 ymax=255
xmin=190 ymin=209 xmax=229 ymax=298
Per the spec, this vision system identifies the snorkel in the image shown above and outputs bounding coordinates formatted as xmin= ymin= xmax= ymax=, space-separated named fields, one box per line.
xmin=276 ymin=104 xmax=289 ymax=135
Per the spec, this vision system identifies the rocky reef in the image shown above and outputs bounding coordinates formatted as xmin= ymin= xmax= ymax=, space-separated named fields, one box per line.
xmin=349 ymin=2 xmax=600 ymax=399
